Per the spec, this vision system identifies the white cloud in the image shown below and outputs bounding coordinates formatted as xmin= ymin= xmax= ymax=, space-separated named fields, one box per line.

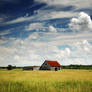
xmin=0 ymin=30 xmax=11 ymax=36
xmin=35 ymin=0 xmax=92 ymax=9
xmin=49 ymin=11 xmax=78 ymax=19
xmin=57 ymin=48 xmax=71 ymax=58
xmin=29 ymin=33 xmax=38 ymax=40
xmin=0 ymin=37 xmax=15 ymax=44
xmin=1 ymin=12 xmax=92 ymax=66
xmin=57 ymin=39 xmax=92 ymax=65
xmin=26 ymin=23 xmax=58 ymax=32
xmin=69 ymin=12 xmax=92 ymax=32
xmin=1 ymin=0 xmax=92 ymax=25
xmin=26 ymin=23 xmax=46 ymax=31
xmin=0 ymin=31 xmax=92 ymax=66
xmin=72 ymin=40 xmax=92 ymax=53
xmin=2 ymin=9 xmax=78 ymax=25
xmin=65 ymin=48 xmax=71 ymax=55
xmin=5 ymin=17 xmax=32 ymax=24
xmin=48 ymin=25 xmax=57 ymax=32
xmin=31 ymin=10 xmax=78 ymax=21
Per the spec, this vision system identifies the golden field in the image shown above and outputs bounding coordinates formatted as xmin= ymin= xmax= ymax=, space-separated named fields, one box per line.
xmin=0 ymin=69 xmax=92 ymax=92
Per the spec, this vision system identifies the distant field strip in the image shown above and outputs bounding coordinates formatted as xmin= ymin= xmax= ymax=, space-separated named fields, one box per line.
xmin=0 ymin=69 xmax=92 ymax=92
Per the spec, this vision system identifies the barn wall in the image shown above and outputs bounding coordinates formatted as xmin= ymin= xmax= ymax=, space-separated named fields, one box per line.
xmin=33 ymin=67 xmax=40 ymax=70
xmin=58 ymin=67 xmax=61 ymax=70
xmin=50 ymin=67 xmax=61 ymax=70
xmin=50 ymin=67 xmax=55 ymax=70
xmin=40 ymin=61 xmax=51 ymax=70
xmin=40 ymin=61 xmax=61 ymax=70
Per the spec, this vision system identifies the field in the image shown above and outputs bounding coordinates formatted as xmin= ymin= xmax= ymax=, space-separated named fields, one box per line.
xmin=0 ymin=69 xmax=92 ymax=92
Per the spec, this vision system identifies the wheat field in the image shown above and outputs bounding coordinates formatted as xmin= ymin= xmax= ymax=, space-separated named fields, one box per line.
xmin=0 ymin=69 xmax=92 ymax=92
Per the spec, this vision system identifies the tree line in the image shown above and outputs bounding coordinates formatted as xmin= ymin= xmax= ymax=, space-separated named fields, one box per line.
xmin=62 ymin=65 xmax=92 ymax=70
xmin=0 ymin=64 xmax=92 ymax=70
xmin=0 ymin=65 xmax=22 ymax=70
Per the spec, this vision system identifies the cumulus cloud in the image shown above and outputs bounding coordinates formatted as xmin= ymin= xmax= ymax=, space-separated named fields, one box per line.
xmin=26 ymin=23 xmax=46 ymax=31
xmin=0 ymin=37 xmax=15 ymax=44
xmin=57 ymin=39 xmax=92 ymax=65
xmin=65 ymin=48 xmax=71 ymax=55
xmin=72 ymin=40 xmax=92 ymax=53
xmin=57 ymin=48 xmax=71 ymax=58
xmin=2 ymin=0 xmax=92 ymax=26
xmin=25 ymin=32 xmax=39 ymax=40
xmin=0 ymin=31 xmax=92 ymax=66
xmin=69 ymin=12 xmax=92 ymax=32
xmin=48 ymin=25 xmax=57 ymax=32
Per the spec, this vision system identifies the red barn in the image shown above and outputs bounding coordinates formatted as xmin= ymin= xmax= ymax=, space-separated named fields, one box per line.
xmin=40 ymin=60 xmax=61 ymax=71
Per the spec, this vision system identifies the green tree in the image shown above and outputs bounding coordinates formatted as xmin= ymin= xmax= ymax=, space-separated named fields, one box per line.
xmin=7 ymin=65 xmax=13 ymax=70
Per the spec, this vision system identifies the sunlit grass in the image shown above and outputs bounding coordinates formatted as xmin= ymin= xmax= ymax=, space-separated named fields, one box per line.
xmin=0 ymin=69 xmax=92 ymax=92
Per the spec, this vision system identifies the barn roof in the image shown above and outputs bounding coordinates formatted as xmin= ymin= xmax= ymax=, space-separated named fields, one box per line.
xmin=45 ymin=60 xmax=61 ymax=67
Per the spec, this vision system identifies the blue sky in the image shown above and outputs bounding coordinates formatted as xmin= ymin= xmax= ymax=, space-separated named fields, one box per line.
xmin=0 ymin=0 xmax=92 ymax=66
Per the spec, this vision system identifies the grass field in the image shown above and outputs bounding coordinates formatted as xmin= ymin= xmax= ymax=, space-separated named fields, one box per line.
xmin=0 ymin=69 xmax=92 ymax=92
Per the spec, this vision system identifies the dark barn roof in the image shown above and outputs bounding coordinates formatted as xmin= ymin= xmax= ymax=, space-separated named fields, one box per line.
xmin=45 ymin=60 xmax=61 ymax=67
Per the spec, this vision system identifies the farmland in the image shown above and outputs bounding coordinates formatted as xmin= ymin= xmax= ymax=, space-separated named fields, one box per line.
xmin=0 ymin=69 xmax=92 ymax=92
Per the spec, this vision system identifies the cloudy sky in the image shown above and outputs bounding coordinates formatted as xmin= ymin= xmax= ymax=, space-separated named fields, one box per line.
xmin=0 ymin=0 xmax=92 ymax=66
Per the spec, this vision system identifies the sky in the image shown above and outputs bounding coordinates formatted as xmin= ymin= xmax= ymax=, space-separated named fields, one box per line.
xmin=0 ymin=0 xmax=92 ymax=66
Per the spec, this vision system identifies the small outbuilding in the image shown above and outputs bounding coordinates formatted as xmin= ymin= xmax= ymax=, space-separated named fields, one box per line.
xmin=23 ymin=66 xmax=40 ymax=70
xmin=40 ymin=60 xmax=61 ymax=71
